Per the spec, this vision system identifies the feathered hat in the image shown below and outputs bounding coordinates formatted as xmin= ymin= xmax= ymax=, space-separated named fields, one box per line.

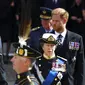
xmin=13 ymin=0 xmax=41 ymax=58
xmin=18 ymin=0 xmax=32 ymax=45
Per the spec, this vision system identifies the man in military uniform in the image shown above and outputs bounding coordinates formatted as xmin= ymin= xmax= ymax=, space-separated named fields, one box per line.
xmin=27 ymin=7 xmax=55 ymax=52
xmin=10 ymin=42 xmax=41 ymax=85
xmin=31 ymin=33 xmax=67 ymax=85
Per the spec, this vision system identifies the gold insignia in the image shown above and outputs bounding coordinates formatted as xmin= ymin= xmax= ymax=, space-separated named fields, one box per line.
xmin=47 ymin=35 xmax=55 ymax=41
xmin=40 ymin=15 xmax=51 ymax=19
xmin=18 ymin=48 xmax=24 ymax=56
xmin=55 ymin=78 xmax=57 ymax=81
xmin=17 ymin=75 xmax=20 ymax=79
xmin=28 ymin=52 xmax=33 ymax=54
xmin=43 ymin=10 xmax=46 ymax=14
xmin=32 ymin=26 xmax=40 ymax=31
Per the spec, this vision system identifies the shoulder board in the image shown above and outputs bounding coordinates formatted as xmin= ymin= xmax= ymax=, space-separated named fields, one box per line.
xmin=57 ymin=56 xmax=67 ymax=61
xmin=32 ymin=27 xmax=40 ymax=31
xmin=27 ymin=75 xmax=39 ymax=84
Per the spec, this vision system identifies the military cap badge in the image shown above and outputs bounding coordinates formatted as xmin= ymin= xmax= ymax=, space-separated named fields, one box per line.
xmin=43 ymin=10 xmax=46 ymax=14
xmin=18 ymin=48 xmax=25 ymax=56
xmin=47 ymin=35 xmax=55 ymax=42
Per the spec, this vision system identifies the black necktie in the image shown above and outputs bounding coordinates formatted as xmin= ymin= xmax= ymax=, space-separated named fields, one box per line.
xmin=57 ymin=34 xmax=63 ymax=45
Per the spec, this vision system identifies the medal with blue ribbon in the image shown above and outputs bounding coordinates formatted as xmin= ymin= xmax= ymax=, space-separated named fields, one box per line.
xmin=42 ymin=56 xmax=67 ymax=85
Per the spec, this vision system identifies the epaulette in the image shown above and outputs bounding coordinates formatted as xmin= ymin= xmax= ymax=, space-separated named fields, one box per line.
xmin=27 ymin=75 xmax=39 ymax=84
xmin=57 ymin=56 xmax=67 ymax=61
xmin=31 ymin=26 xmax=40 ymax=31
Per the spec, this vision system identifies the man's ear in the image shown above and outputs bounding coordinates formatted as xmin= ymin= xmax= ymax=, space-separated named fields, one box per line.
xmin=24 ymin=58 xmax=29 ymax=66
xmin=63 ymin=18 xmax=67 ymax=24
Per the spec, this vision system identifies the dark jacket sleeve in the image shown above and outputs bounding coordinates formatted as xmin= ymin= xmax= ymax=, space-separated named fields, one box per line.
xmin=74 ymin=36 xmax=85 ymax=85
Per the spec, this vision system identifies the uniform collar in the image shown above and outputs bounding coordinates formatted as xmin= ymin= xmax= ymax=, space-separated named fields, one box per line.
xmin=43 ymin=53 xmax=55 ymax=59
xmin=17 ymin=71 xmax=30 ymax=79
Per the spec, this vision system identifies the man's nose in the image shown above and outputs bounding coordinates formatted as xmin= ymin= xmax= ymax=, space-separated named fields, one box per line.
xmin=10 ymin=56 xmax=14 ymax=62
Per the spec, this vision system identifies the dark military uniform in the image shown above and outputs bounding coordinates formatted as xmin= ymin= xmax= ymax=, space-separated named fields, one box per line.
xmin=55 ymin=30 xmax=85 ymax=85
xmin=31 ymin=33 xmax=67 ymax=85
xmin=15 ymin=71 xmax=39 ymax=85
xmin=33 ymin=56 xmax=58 ymax=85
xmin=12 ymin=42 xmax=41 ymax=85
xmin=32 ymin=56 xmax=67 ymax=85
xmin=27 ymin=26 xmax=55 ymax=52
xmin=27 ymin=7 xmax=55 ymax=52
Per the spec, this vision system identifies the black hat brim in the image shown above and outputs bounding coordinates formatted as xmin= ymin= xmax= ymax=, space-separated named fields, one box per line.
xmin=12 ymin=43 xmax=41 ymax=59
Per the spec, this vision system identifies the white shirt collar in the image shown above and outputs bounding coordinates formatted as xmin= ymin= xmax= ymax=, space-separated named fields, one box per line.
xmin=55 ymin=28 xmax=67 ymax=38
xmin=55 ymin=28 xmax=67 ymax=44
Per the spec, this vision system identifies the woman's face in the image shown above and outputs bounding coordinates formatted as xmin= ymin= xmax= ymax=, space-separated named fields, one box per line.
xmin=42 ymin=43 xmax=56 ymax=57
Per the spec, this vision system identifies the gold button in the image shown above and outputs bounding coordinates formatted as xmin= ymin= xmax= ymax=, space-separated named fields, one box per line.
xmin=55 ymin=78 xmax=57 ymax=81
xmin=17 ymin=75 xmax=20 ymax=79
